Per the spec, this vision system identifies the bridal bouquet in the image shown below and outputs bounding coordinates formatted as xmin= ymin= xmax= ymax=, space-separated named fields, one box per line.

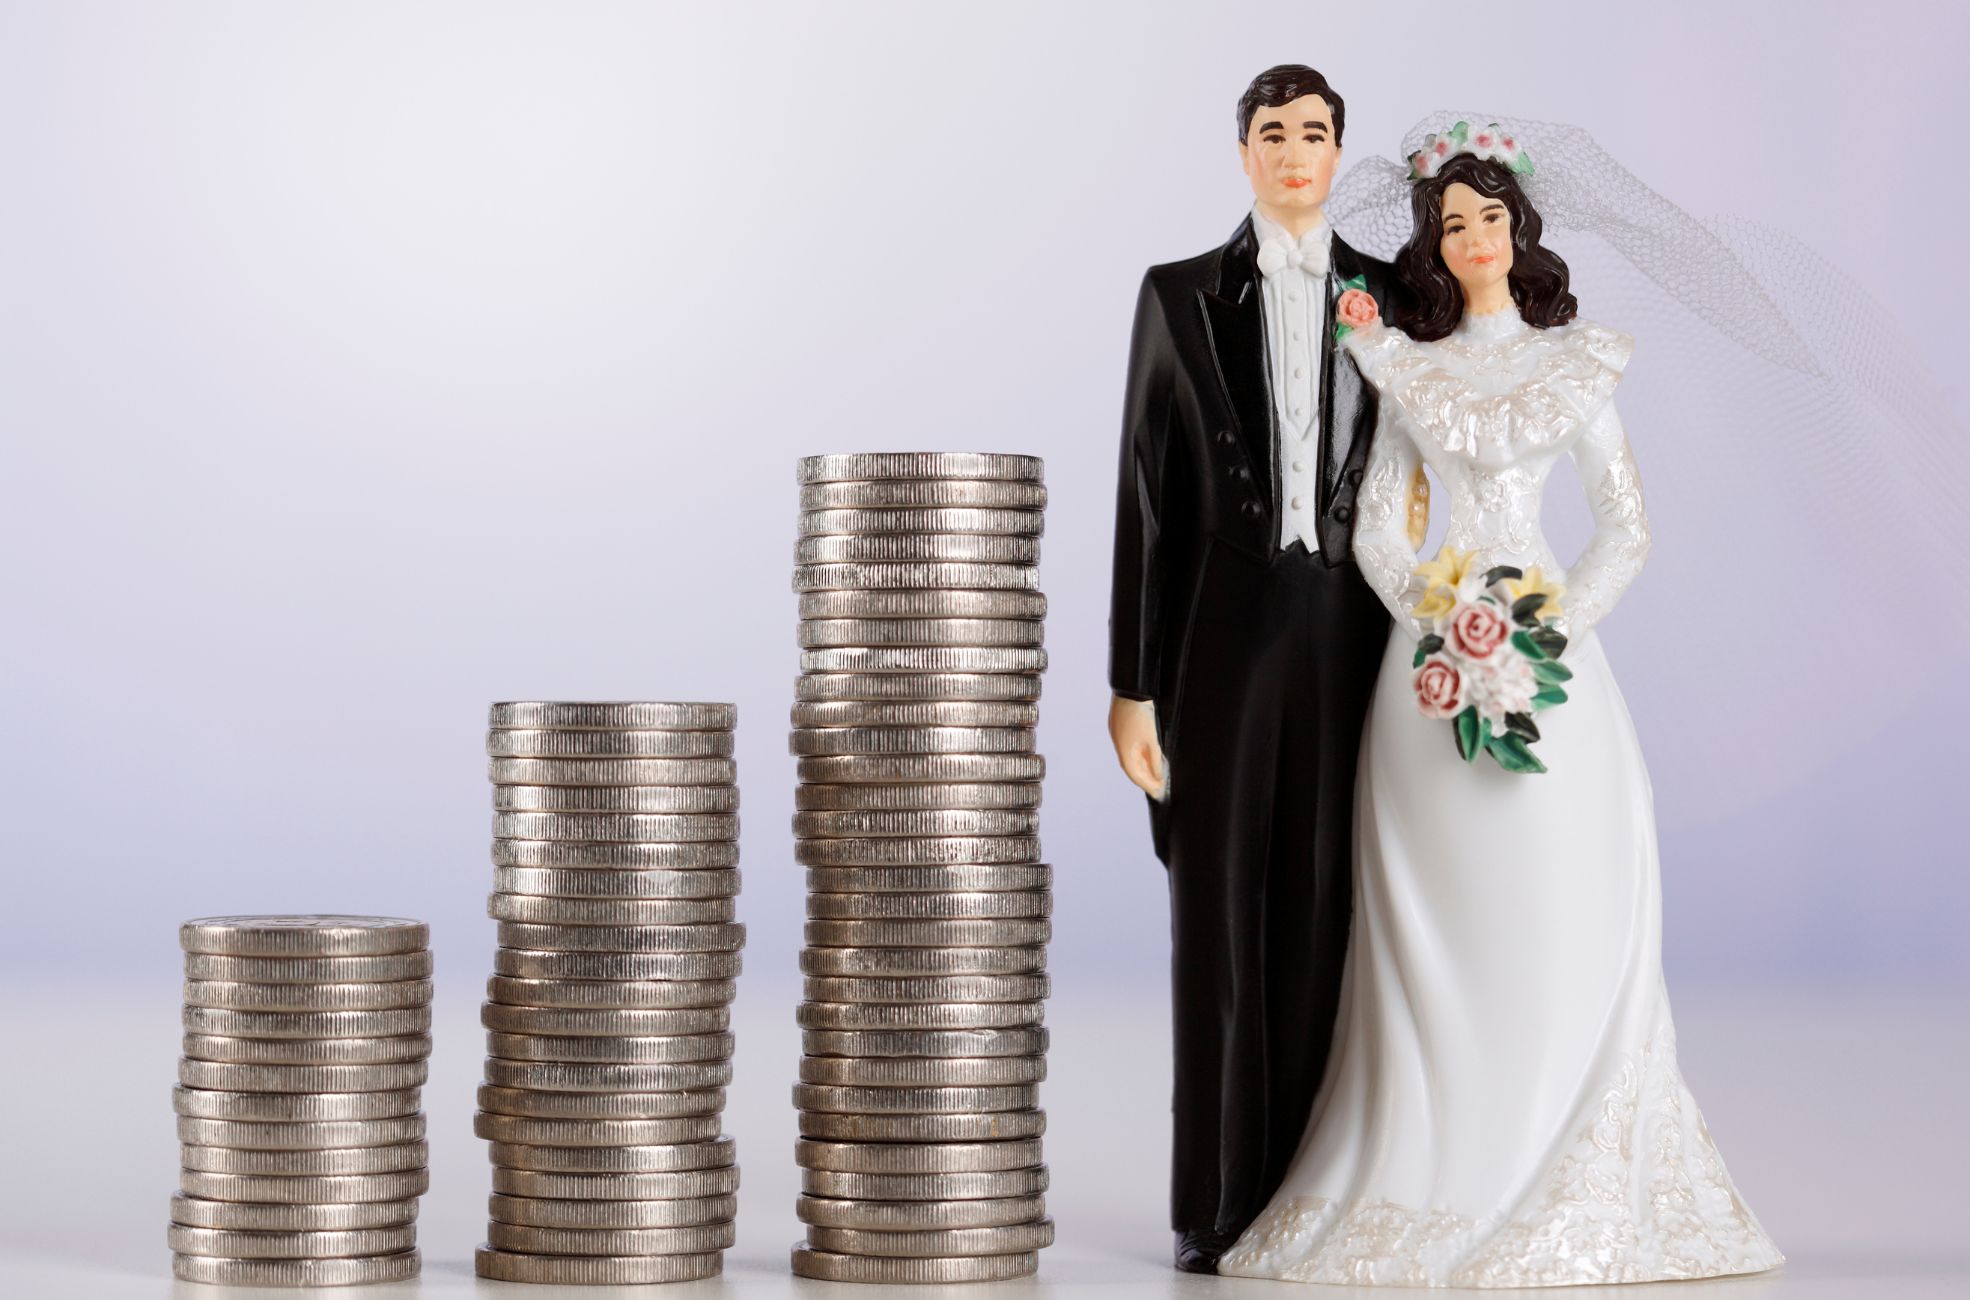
xmin=1409 ymin=549 xmax=1571 ymax=774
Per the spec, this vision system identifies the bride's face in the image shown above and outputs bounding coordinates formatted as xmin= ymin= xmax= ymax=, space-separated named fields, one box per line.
xmin=1438 ymin=181 xmax=1514 ymax=297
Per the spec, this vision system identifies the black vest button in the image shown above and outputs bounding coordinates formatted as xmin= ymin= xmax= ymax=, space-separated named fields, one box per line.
xmin=1347 ymin=467 xmax=1364 ymax=486
xmin=1229 ymin=464 xmax=1251 ymax=482
xmin=1240 ymin=500 xmax=1264 ymax=520
xmin=1215 ymin=429 xmax=1236 ymax=446
xmin=1332 ymin=504 xmax=1353 ymax=524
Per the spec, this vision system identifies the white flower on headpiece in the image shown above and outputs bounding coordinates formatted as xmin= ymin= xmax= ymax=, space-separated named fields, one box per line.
xmin=1407 ymin=121 xmax=1535 ymax=182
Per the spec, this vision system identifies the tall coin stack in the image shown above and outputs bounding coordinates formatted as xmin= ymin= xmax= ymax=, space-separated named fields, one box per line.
xmin=171 ymin=915 xmax=432 ymax=1287
xmin=788 ymin=452 xmax=1055 ymax=1285
xmin=475 ymin=702 xmax=744 ymax=1286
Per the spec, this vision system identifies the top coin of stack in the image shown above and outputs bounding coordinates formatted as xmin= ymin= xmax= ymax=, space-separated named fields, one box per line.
xmin=477 ymin=702 xmax=744 ymax=1287
xmin=789 ymin=453 xmax=1054 ymax=1285
xmin=171 ymin=915 xmax=432 ymax=1288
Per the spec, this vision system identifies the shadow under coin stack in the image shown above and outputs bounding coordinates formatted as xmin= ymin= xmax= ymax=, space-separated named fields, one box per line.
xmin=475 ymin=702 xmax=744 ymax=1286
xmin=171 ymin=915 xmax=432 ymax=1287
xmin=788 ymin=452 xmax=1055 ymax=1284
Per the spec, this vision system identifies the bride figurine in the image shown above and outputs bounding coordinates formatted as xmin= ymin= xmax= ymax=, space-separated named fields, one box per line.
xmin=1216 ymin=125 xmax=1785 ymax=1287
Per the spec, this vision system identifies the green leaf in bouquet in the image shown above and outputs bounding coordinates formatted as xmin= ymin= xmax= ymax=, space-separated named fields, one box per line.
xmin=1531 ymin=658 xmax=1573 ymax=684
xmin=1511 ymin=593 xmax=1547 ymax=625
xmin=1510 ymin=630 xmax=1548 ymax=661
xmin=1505 ymin=711 xmax=1541 ymax=741
xmin=1529 ymin=627 xmax=1568 ymax=658
xmin=1412 ymin=633 xmax=1444 ymax=668
xmin=1455 ymin=707 xmax=1482 ymax=762
xmin=1483 ymin=565 xmax=1524 ymax=588
xmin=1485 ymin=732 xmax=1548 ymax=774
xmin=1531 ymin=685 xmax=1568 ymax=710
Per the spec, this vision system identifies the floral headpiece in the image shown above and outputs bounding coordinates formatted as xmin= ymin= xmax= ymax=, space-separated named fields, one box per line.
xmin=1407 ymin=121 xmax=1534 ymax=182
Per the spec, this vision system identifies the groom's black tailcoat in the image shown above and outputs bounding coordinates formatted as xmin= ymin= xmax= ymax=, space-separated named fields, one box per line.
xmin=1109 ymin=216 xmax=1395 ymax=1238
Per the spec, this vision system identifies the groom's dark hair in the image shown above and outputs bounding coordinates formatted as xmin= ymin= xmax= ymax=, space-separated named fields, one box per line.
xmin=1238 ymin=65 xmax=1346 ymax=145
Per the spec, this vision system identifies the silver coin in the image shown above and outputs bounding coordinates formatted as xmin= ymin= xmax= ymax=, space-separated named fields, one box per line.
xmin=794 ymin=1139 xmax=1041 ymax=1175
xmin=794 ymin=809 xmax=1038 ymax=838
xmin=487 ymin=729 xmax=733 ymax=759
xmin=181 ymin=978 xmax=432 ymax=1013
xmin=177 ymin=1168 xmax=430 ymax=1204
xmin=806 ymin=890 xmax=1050 ymax=920
xmin=796 ymin=452 xmax=1044 ymax=484
xmin=176 ymin=1114 xmax=427 ymax=1151
xmin=798 ymin=1000 xmax=1045 ymax=1031
xmin=474 ymin=1112 xmax=721 ymax=1147
xmin=805 ymin=864 xmax=1052 ymax=892
xmin=484 ymin=1220 xmax=735 ymax=1256
xmin=791 ymin=701 xmax=1039 ymax=730
xmin=487 ymin=893 xmax=735 ymax=925
xmin=181 ymin=1006 xmax=432 ymax=1040
xmin=172 ymin=1251 xmax=420 ymax=1286
xmin=495 ymin=922 xmax=745 ymax=954
xmin=793 ymin=1083 xmax=1040 ymax=1114
xmin=474 ymin=1247 xmax=721 ymax=1284
xmin=801 ymin=973 xmax=1049 ymax=1004
xmin=795 ymin=534 xmax=1040 ymax=566
xmin=802 ymin=647 xmax=1048 ymax=676
xmin=789 ymin=725 xmax=1036 ymax=758
xmin=484 ymin=1031 xmax=735 ymax=1065
xmin=167 ymin=1223 xmax=418 ymax=1259
xmin=805 ymin=1219 xmax=1054 ymax=1257
xmin=798 ymin=1110 xmax=1047 ymax=1143
xmin=799 ymin=507 xmax=1043 ymax=537
xmin=797 ymin=1166 xmax=1048 ymax=1198
xmin=494 ymin=783 xmax=739 ymax=814
xmin=487 ymin=974 xmax=737 ymax=1009
xmin=482 ymin=1058 xmax=733 ymax=1092
xmin=799 ymin=588 xmax=1048 ymax=620
xmin=797 ymin=753 xmax=1045 ymax=783
xmin=181 ymin=1032 xmax=433 ymax=1066
xmin=178 ymin=1059 xmax=429 ymax=1093
xmin=477 ymin=1084 xmax=725 ymax=1120
xmin=493 ymin=866 xmax=740 ymax=899
xmin=796 ymin=1191 xmax=1043 ymax=1230
xmin=798 ymin=947 xmax=1045 ymax=979
xmin=797 ymin=836 xmax=1041 ymax=867
xmin=488 ymin=1192 xmax=737 ymax=1230
xmin=791 ymin=1246 xmax=1038 ymax=1283
xmin=491 ymin=811 xmax=739 ymax=842
xmin=796 ymin=672 xmax=1042 ymax=703
xmin=489 ymin=756 xmax=736 ymax=786
xmin=487 ymin=1136 xmax=734 ymax=1174
xmin=172 ymin=1085 xmax=423 ymax=1123
xmin=803 ymin=918 xmax=1051 ymax=948
xmin=180 ymin=1140 xmax=429 ymax=1176
xmin=801 ymin=1027 xmax=1049 ymax=1058
xmin=488 ymin=701 xmax=735 ymax=730
xmin=180 ymin=916 xmax=428 ymax=959
xmin=180 ymin=952 xmax=433 ymax=984
xmin=800 ymin=479 xmax=1047 ymax=510
xmin=799 ymin=1056 xmax=1046 ymax=1087
xmin=490 ymin=1166 xmax=741 ymax=1200
xmin=798 ymin=617 xmax=1045 ymax=650
xmin=493 ymin=838 xmax=739 ymax=870
xmin=168 ymin=1193 xmax=419 ymax=1232
xmin=792 ymin=561 xmax=1040 ymax=593
xmin=480 ymin=1002 xmax=729 ymax=1037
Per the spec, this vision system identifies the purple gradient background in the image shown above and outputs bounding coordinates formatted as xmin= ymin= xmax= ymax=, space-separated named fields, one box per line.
xmin=2 ymin=0 xmax=1964 ymax=1007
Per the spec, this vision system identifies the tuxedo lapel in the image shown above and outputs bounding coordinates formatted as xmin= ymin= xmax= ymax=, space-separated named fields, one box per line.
xmin=1198 ymin=218 xmax=1274 ymax=508
xmin=1321 ymin=234 xmax=1369 ymax=509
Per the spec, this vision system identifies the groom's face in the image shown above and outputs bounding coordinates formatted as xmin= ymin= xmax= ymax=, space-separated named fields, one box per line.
xmin=1239 ymin=94 xmax=1341 ymax=212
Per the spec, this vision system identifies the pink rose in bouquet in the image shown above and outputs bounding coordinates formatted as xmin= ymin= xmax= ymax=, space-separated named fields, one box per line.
xmin=1413 ymin=656 xmax=1465 ymax=719
xmin=1448 ymin=600 xmax=1511 ymax=659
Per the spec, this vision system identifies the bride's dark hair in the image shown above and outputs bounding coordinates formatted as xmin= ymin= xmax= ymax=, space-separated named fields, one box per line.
xmin=1391 ymin=154 xmax=1577 ymax=341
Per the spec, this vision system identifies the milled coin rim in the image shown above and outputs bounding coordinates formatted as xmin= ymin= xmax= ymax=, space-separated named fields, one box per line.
xmin=488 ymin=702 xmax=736 ymax=731
xmin=172 ymin=1250 xmax=422 ymax=1286
xmin=790 ymin=1244 xmax=1038 ymax=1282
xmin=179 ymin=916 xmax=428 ymax=958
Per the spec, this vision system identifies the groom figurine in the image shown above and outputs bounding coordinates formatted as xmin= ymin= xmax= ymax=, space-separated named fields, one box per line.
xmin=1107 ymin=64 xmax=1413 ymax=1273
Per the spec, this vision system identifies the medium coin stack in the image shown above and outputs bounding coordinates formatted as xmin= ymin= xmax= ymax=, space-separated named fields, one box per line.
xmin=170 ymin=915 xmax=431 ymax=1287
xmin=788 ymin=452 xmax=1055 ymax=1284
xmin=476 ymin=701 xmax=743 ymax=1286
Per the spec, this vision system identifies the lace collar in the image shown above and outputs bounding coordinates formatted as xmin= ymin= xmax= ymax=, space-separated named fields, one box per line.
xmin=1453 ymin=306 xmax=1531 ymax=344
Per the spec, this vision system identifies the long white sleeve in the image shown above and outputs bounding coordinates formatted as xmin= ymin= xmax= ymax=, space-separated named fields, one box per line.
xmin=1352 ymin=406 xmax=1429 ymax=640
xmin=1561 ymin=399 xmax=1651 ymax=638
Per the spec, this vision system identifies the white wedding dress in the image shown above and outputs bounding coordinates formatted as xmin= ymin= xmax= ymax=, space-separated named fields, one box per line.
xmin=1218 ymin=309 xmax=1783 ymax=1287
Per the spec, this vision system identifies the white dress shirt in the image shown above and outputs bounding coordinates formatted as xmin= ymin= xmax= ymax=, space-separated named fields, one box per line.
xmin=1251 ymin=206 xmax=1332 ymax=552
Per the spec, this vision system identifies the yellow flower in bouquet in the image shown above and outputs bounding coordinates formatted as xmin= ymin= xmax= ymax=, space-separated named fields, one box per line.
xmin=1503 ymin=567 xmax=1565 ymax=618
xmin=1413 ymin=547 xmax=1478 ymax=622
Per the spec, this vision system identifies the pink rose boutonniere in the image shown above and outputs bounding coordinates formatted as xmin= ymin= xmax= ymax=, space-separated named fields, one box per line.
xmin=1333 ymin=276 xmax=1379 ymax=343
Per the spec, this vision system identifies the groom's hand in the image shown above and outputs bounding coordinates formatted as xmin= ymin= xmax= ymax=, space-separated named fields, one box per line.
xmin=1108 ymin=694 xmax=1169 ymax=801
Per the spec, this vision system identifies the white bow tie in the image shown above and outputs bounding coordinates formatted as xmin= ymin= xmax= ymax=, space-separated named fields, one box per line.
xmin=1256 ymin=228 xmax=1330 ymax=280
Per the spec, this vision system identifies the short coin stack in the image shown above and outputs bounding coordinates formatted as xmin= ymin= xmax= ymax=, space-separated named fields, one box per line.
xmin=476 ymin=701 xmax=744 ymax=1286
xmin=171 ymin=915 xmax=432 ymax=1287
xmin=788 ymin=452 xmax=1054 ymax=1284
